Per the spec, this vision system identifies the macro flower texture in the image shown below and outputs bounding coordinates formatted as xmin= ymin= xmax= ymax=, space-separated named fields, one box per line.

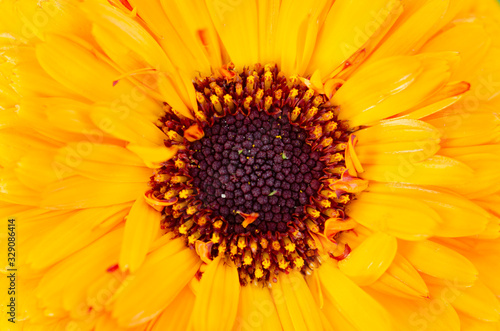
xmin=1 ymin=0 xmax=500 ymax=330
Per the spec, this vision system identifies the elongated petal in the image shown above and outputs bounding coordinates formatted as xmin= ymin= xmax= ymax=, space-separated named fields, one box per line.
xmin=371 ymin=253 xmax=429 ymax=299
xmin=338 ymin=232 xmax=397 ymax=286
xmin=346 ymin=191 xmax=440 ymax=240
xmin=151 ymin=286 xmax=196 ymax=331
xmin=192 ymin=257 xmax=240 ymax=331
xmin=399 ymin=240 xmax=478 ymax=286
xmin=112 ymin=238 xmax=201 ymax=326
xmin=317 ymin=260 xmax=392 ymax=331
xmin=234 ymin=283 xmax=281 ymax=331
xmin=119 ymin=195 xmax=161 ymax=273
xmin=270 ymin=271 xmax=323 ymax=331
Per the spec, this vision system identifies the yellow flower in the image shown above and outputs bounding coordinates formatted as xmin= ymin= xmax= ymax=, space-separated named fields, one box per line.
xmin=1 ymin=0 xmax=500 ymax=330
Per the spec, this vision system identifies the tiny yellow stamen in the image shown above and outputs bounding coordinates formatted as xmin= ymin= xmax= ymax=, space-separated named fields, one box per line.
xmin=196 ymin=92 xmax=206 ymax=105
xmin=321 ymin=137 xmax=333 ymax=148
xmin=171 ymin=175 xmax=188 ymax=183
xmin=213 ymin=220 xmax=223 ymax=229
xmin=303 ymin=89 xmax=314 ymax=101
xmin=264 ymin=96 xmax=273 ymax=111
xmin=306 ymin=219 xmax=319 ymax=233
xmin=277 ymin=253 xmax=289 ymax=269
xmin=188 ymin=231 xmax=202 ymax=244
xmin=255 ymin=261 xmax=264 ymax=278
xmin=307 ymin=207 xmax=321 ymax=219
xmin=165 ymin=189 xmax=180 ymax=199
xmin=210 ymin=95 xmax=223 ymax=114
xmin=154 ymin=173 xmax=171 ymax=182
xmin=244 ymin=96 xmax=253 ymax=110
xmin=179 ymin=219 xmax=194 ymax=234
xmin=289 ymin=88 xmax=299 ymax=99
xmin=283 ymin=238 xmax=296 ymax=253
xmin=167 ymin=130 xmax=184 ymax=143
xmin=291 ymin=107 xmax=301 ymax=122
xmin=243 ymin=250 xmax=253 ymax=265
xmin=186 ymin=205 xmax=198 ymax=215
xmin=319 ymin=199 xmax=331 ymax=209
xmin=260 ymin=237 xmax=269 ymax=249
xmin=324 ymin=121 xmax=338 ymax=133
xmin=262 ymin=252 xmax=271 ymax=269
xmin=247 ymin=76 xmax=255 ymax=94
xmin=272 ymin=240 xmax=280 ymax=251
xmin=238 ymin=236 xmax=247 ymax=250
xmin=305 ymin=107 xmax=318 ymax=121
xmin=211 ymin=232 xmax=220 ymax=244
xmin=274 ymin=89 xmax=282 ymax=101
xmin=319 ymin=111 xmax=334 ymax=122
xmin=312 ymin=95 xmax=323 ymax=107
xmin=174 ymin=159 xmax=186 ymax=169
xmin=224 ymin=94 xmax=235 ymax=110
xmin=236 ymin=82 xmax=243 ymax=96
xmin=255 ymin=88 xmax=264 ymax=102
xmin=264 ymin=71 xmax=273 ymax=90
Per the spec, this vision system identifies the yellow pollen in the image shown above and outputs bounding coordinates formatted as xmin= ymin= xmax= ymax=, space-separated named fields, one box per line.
xmin=196 ymin=92 xmax=206 ymax=104
xmin=305 ymin=107 xmax=318 ymax=120
xmin=196 ymin=215 xmax=208 ymax=226
xmin=289 ymin=88 xmax=299 ymax=99
xmin=256 ymin=88 xmax=264 ymax=102
xmin=307 ymin=207 xmax=321 ymax=219
xmin=247 ymin=76 xmax=255 ymax=93
xmin=210 ymin=95 xmax=223 ymax=114
xmin=224 ymin=94 xmax=234 ymax=109
xmin=264 ymin=96 xmax=273 ymax=111
xmin=179 ymin=219 xmax=194 ymax=234
xmin=154 ymin=173 xmax=171 ymax=182
xmin=272 ymin=240 xmax=281 ymax=251
xmin=283 ymin=238 xmax=296 ymax=252
xmin=172 ymin=201 xmax=188 ymax=211
xmin=188 ymin=231 xmax=201 ymax=244
xmin=243 ymin=250 xmax=253 ymax=265
xmin=277 ymin=253 xmax=289 ymax=269
xmin=321 ymin=137 xmax=333 ymax=148
xmin=264 ymin=71 xmax=273 ymax=90
xmin=320 ymin=111 xmax=334 ymax=121
xmin=335 ymin=142 xmax=347 ymax=151
xmin=303 ymin=89 xmax=314 ymax=101
xmin=167 ymin=130 xmax=183 ymax=142
xmin=255 ymin=265 xmax=264 ymax=279
xmin=230 ymin=242 xmax=238 ymax=255
xmin=306 ymin=219 xmax=319 ymax=233
xmin=236 ymin=82 xmax=243 ymax=96
xmin=312 ymin=95 xmax=323 ymax=106
xmin=244 ymin=96 xmax=253 ymax=110
xmin=179 ymin=189 xmax=193 ymax=199
xmin=325 ymin=121 xmax=338 ymax=133
xmin=174 ymin=159 xmax=186 ymax=169
xmin=320 ymin=189 xmax=336 ymax=199
xmin=211 ymin=232 xmax=220 ymax=244
xmin=186 ymin=205 xmax=198 ymax=215
xmin=218 ymin=240 xmax=227 ymax=254
xmin=274 ymin=89 xmax=282 ymax=100
xmin=165 ymin=189 xmax=179 ymax=199
xmin=171 ymin=175 xmax=188 ymax=183
xmin=291 ymin=107 xmax=301 ymax=122
xmin=213 ymin=220 xmax=223 ymax=229
xmin=311 ymin=126 xmax=323 ymax=139
xmin=337 ymin=195 xmax=351 ymax=204
xmin=238 ymin=236 xmax=247 ymax=249
xmin=262 ymin=253 xmax=271 ymax=269
xmin=260 ymin=238 xmax=269 ymax=249
xmin=319 ymin=199 xmax=331 ymax=209
xmin=294 ymin=256 xmax=305 ymax=269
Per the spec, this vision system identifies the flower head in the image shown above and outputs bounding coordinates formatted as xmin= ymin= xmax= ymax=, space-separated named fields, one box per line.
xmin=1 ymin=0 xmax=500 ymax=330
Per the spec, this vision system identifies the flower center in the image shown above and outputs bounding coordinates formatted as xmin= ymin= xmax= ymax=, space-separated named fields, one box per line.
xmin=147 ymin=64 xmax=360 ymax=285
xmin=189 ymin=109 xmax=324 ymax=235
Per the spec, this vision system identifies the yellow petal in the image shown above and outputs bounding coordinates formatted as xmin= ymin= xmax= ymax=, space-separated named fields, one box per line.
xmin=368 ymin=289 xmax=460 ymax=331
xmin=317 ymin=260 xmax=392 ymax=331
xmin=28 ymin=203 xmax=130 ymax=270
xmin=399 ymin=240 xmax=478 ymax=286
xmin=192 ymin=256 xmax=240 ymax=331
xmin=361 ymin=155 xmax=473 ymax=188
xmin=366 ymin=182 xmax=490 ymax=237
xmin=270 ymin=271 xmax=323 ymax=331
xmin=338 ymin=232 xmax=397 ymax=286
xmin=346 ymin=191 xmax=439 ymax=240
xmin=112 ymin=238 xmax=201 ymax=326
xmin=41 ymin=176 xmax=146 ymax=209
xmin=307 ymin=0 xmax=403 ymax=79
xmin=119 ymin=195 xmax=161 ymax=273
xmin=370 ymin=253 xmax=429 ymax=299
xmin=233 ymin=283 xmax=281 ymax=331
xmin=126 ymin=144 xmax=179 ymax=168
xmin=151 ymin=286 xmax=196 ymax=331
xmin=429 ymin=280 xmax=500 ymax=322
